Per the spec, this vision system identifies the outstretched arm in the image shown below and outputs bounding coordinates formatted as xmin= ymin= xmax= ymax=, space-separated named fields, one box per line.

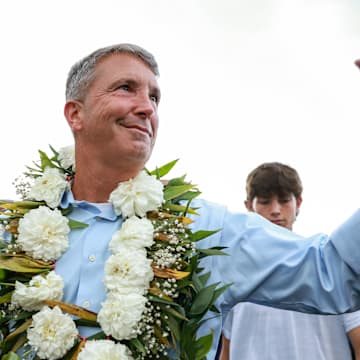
xmin=194 ymin=200 xmax=360 ymax=314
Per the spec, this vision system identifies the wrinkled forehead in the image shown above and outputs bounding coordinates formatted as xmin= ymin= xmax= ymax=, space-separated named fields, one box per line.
xmin=93 ymin=53 xmax=161 ymax=94
xmin=95 ymin=52 xmax=158 ymax=76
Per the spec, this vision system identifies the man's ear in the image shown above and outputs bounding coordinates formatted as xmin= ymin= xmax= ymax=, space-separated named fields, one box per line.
xmin=64 ymin=100 xmax=84 ymax=132
xmin=244 ymin=199 xmax=253 ymax=212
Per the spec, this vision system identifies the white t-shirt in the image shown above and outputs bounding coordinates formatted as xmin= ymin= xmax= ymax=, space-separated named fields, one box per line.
xmin=222 ymin=302 xmax=360 ymax=360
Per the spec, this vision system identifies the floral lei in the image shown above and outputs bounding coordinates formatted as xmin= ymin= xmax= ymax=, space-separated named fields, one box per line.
xmin=0 ymin=146 xmax=228 ymax=360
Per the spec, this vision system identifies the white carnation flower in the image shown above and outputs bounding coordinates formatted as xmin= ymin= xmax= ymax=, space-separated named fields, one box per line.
xmin=28 ymin=167 xmax=68 ymax=208
xmin=98 ymin=293 xmax=147 ymax=340
xmin=11 ymin=271 xmax=63 ymax=311
xmin=104 ymin=249 xmax=153 ymax=294
xmin=109 ymin=216 xmax=154 ymax=253
xmin=109 ymin=171 xmax=164 ymax=218
xmin=78 ymin=339 xmax=133 ymax=360
xmin=27 ymin=306 xmax=78 ymax=360
xmin=17 ymin=206 xmax=70 ymax=261
xmin=58 ymin=145 xmax=75 ymax=170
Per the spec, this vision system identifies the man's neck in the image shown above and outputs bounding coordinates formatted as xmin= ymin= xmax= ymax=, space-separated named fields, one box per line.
xmin=71 ymin=164 xmax=141 ymax=203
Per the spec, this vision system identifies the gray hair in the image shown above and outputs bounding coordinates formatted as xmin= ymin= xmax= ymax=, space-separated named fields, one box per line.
xmin=65 ymin=43 xmax=159 ymax=101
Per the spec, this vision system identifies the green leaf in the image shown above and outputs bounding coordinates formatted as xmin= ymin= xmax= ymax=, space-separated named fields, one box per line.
xmin=159 ymin=304 xmax=187 ymax=321
xmin=165 ymin=313 xmax=181 ymax=343
xmin=0 ymin=291 xmax=13 ymax=305
xmin=162 ymin=202 xmax=199 ymax=215
xmin=189 ymin=282 xmax=220 ymax=316
xmin=128 ymin=337 xmax=147 ymax=355
xmin=148 ymin=294 xmax=177 ymax=307
xmin=38 ymin=150 xmax=56 ymax=170
xmin=0 ymin=200 xmax=42 ymax=210
xmin=195 ymin=331 xmax=214 ymax=359
xmin=175 ymin=191 xmax=201 ymax=202
xmin=198 ymin=248 xmax=229 ymax=257
xmin=1 ymin=351 xmax=21 ymax=360
xmin=212 ymin=282 xmax=233 ymax=303
xmin=190 ymin=229 xmax=220 ymax=242
xmin=149 ymin=159 xmax=179 ymax=178
xmin=192 ymin=272 xmax=204 ymax=292
xmin=49 ymin=144 xmax=59 ymax=159
xmin=87 ymin=331 xmax=107 ymax=340
xmin=198 ymin=272 xmax=211 ymax=286
xmin=68 ymin=218 xmax=88 ymax=229
xmin=167 ymin=175 xmax=187 ymax=186
xmin=163 ymin=184 xmax=197 ymax=201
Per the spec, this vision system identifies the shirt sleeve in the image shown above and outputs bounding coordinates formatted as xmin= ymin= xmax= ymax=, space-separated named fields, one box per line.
xmin=194 ymin=199 xmax=360 ymax=315
xmin=222 ymin=309 xmax=233 ymax=340
xmin=343 ymin=310 xmax=360 ymax=333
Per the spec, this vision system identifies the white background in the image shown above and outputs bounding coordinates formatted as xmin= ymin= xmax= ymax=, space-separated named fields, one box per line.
xmin=0 ymin=0 xmax=359 ymax=236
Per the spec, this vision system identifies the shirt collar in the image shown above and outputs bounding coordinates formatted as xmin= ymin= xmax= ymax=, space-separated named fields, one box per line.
xmin=60 ymin=189 xmax=118 ymax=221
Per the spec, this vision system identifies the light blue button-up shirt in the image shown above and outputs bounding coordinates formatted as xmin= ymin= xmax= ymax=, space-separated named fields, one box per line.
xmin=55 ymin=191 xmax=360 ymax=359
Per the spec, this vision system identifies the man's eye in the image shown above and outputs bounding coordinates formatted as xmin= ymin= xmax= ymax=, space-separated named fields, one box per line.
xmin=118 ymin=84 xmax=130 ymax=91
xmin=150 ymin=95 xmax=158 ymax=104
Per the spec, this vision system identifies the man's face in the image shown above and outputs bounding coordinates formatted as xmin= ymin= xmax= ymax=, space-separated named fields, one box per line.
xmin=73 ymin=53 xmax=160 ymax=169
xmin=245 ymin=193 xmax=302 ymax=230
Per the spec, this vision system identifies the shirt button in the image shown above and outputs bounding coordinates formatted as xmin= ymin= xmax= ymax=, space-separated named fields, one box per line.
xmin=83 ymin=300 xmax=90 ymax=308
xmin=89 ymin=254 xmax=96 ymax=262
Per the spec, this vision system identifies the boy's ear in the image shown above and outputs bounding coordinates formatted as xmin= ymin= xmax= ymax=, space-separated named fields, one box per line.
xmin=296 ymin=196 xmax=303 ymax=208
xmin=244 ymin=199 xmax=253 ymax=212
xmin=295 ymin=196 xmax=303 ymax=216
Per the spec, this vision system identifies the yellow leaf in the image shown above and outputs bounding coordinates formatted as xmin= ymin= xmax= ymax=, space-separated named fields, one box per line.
xmin=178 ymin=216 xmax=193 ymax=225
xmin=11 ymin=333 xmax=28 ymax=353
xmin=152 ymin=266 xmax=190 ymax=280
xmin=5 ymin=318 xmax=32 ymax=342
xmin=70 ymin=339 xmax=86 ymax=360
xmin=154 ymin=324 xmax=170 ymax=347
xmin=0 ymin=254 xmax=52 ymax=273
xmin=154 ymin=233 xmax=170 ymax=241
xmin=148 ymin=287 xmax=173 ymax=301
xmin=43 ymin=300 xmax=98 ymax=322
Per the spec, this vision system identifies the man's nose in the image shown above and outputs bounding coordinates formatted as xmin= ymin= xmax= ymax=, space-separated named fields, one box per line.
xmin=135 ymin=92 xmax=155 ymax=118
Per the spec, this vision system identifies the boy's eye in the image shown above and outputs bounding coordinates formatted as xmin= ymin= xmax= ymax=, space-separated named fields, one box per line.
xmin=258 ymin=199 xmax=270 ymax=205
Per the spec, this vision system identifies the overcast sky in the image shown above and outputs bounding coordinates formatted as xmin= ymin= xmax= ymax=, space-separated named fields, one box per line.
xmin=1 ymin=0 xmax=359 ymax=236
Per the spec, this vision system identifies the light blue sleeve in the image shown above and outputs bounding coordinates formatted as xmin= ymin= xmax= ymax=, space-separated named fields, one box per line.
xmin=343 ymin=310 xmax=360 ymax=333
xmin=194 ymin=199 xmax=360 ymax=314
xmin=191 ymin=199 xmax=360 ymax=359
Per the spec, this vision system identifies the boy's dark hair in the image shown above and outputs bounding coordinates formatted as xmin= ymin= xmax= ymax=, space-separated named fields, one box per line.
xmin=246 ymin=162 xmax=303 ymax=201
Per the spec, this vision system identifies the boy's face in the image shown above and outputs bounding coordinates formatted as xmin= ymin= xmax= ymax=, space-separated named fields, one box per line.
xmin=245 ymin=193 xmax=302 ymax=230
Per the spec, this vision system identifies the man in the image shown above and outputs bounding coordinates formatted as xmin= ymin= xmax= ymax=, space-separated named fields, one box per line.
xmin=220 ymin=162 xmax=360 ymax=359
xmin=4 ymin=44 xmax=360 ymax=359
